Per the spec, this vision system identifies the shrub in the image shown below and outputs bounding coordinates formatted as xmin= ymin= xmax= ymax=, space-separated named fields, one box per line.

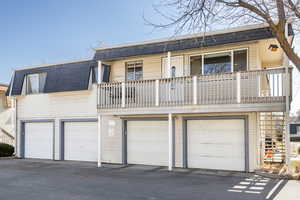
xmin=298 ymin=146 xmax=300 ymax=155
xmin=0 ymin=143 xmax=14 ymax=157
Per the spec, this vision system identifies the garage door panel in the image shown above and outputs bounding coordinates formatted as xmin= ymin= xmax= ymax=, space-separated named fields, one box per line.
xmin=64 ymin=122 xmax=97 ymax=162
xmin=127 ymin=120 xmax=168 ymax=166
xmin=25 ymin=122 xmax=53 ymax=159
xmin=189 ymin=156 xmax=244 ymax=171
xmin=187 ymin=119 xmax=245 ymax=171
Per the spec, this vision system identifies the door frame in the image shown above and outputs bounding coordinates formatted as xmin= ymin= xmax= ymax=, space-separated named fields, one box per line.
xmin=20 ymin=119 xmax=55 ymax=160
xmin=182 ymin=115 xmax=249 ymax=172
xmin=59 ymin=118 xmax=98 ymax=161
xmin=161 ymin=55 xmax=184 ymax=78
xmin=121 ymin=117 xmax=174 ymax=166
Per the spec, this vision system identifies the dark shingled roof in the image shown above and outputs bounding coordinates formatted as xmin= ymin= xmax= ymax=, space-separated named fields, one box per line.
xmin=94 ymin=25 xmax=294 ymax=61
xmin=7 ymin=60 xmax=97 ymax=96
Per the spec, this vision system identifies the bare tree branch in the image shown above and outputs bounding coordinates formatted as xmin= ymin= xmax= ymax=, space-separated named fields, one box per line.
xmin=145 ymin=0 xmax=300 ymax=71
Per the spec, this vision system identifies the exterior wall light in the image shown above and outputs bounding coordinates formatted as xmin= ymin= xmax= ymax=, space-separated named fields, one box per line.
xmin=269 ymin=44 xmax=279 ymax=52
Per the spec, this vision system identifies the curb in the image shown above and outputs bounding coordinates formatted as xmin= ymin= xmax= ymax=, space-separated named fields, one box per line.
xmin=0 ymin=156 xmax=16 ymax=160
xmin=254 ymin=170 xmax=290 ymax=179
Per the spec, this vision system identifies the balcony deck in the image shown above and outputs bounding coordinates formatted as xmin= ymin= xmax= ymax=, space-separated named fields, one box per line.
xmin=97 ymin=68 xmax=291 ymax=115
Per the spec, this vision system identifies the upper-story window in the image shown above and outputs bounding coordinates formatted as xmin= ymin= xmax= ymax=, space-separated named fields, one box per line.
xmin=126 ymin=61 xmax=143 ymax=81
xmin=26 ymin=73 xmax=47 ymax=94
xmin=190 ymin=49 xmax=248 ymax=75
xmin=297 ymin=126 xmax=300 ymax=135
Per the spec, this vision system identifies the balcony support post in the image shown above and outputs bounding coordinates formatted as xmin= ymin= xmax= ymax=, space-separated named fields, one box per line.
xmin=236 ymin=72 xmax=241 ymax=103
xmin=155 ymin=80 xmax=159 ymax=106
xmin=193 ymin=76 xmax=197 ymax=105
xmin=168 ymin=113 xmax=174 ymax=171
xmin=97 ymin=114 xmax=102 ymax=167
xmin=122 ymin=82 xmax=126 ymax=108
xmin=167 ymin=51 xmax=171 ymax=78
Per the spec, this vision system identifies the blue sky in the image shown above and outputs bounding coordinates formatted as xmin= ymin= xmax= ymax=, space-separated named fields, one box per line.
xmin=0 ymin=0 xmax=299 ymax=113
xmin=0 ymin=0 xmax=172 ymax=83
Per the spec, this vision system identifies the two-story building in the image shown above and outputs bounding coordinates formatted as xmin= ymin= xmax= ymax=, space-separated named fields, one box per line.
xmin=7 ymin=23 xmax=294 ymax=172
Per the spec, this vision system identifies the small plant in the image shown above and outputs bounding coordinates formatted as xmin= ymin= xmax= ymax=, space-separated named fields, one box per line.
xmin=0 ymin=143 xmax=14 ymax=157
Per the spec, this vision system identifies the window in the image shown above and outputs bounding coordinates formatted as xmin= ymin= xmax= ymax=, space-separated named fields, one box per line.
xmin=190 ymin=49 xmax=248 ymax=75
xmin=26 ymin=73 xmax=47 ymax=94
xmin=297 ymin=126 xmax=300 ymax=135
xmin=126 ymin=61 xmax=143 ymax=81
xmin=233 ymin=49 xmax=247 ymax=72
xmin=190 ymin=55 xmax=202 ymax=75
xmin=204 ymin=52 xmax=231 ymax=75
xmin=92 ymin=66 xmax=98 ymax=83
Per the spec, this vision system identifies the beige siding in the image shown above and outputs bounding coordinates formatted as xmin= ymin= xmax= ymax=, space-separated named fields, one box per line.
xmin=101 ymin=115 xmax=123 ymax=164
xmin=16 ymin=85 xmax=98 ymax=160
xmin=103 ymin=112 xmax=258 ymax=171
xmin=17 ymin=85 xmax=97 ymax=119
xmin=108 ymin=42 xmax=264 ymax=82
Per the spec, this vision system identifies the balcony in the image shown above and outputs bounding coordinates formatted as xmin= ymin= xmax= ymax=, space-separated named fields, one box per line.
xmin=97 ymin=68 xmax=291 ymax=114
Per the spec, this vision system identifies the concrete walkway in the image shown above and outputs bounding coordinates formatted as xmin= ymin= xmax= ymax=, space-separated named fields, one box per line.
xmin=274 ymin=180 xmax=300 ymax=200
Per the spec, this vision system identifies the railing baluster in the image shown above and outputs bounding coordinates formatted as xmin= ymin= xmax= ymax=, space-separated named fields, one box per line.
xmin=97 ymin=68 xmax=287 ymax=110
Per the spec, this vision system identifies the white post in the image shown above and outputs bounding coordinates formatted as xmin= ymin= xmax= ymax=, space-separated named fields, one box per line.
xmin=167 ymin=51 xmax=171 ymax=78
xmin=11 ymin=97 xmax=17 ymax=156
xmin=97 ymin=61 xmax=102 ymax=108
xmin=97 ymin=114 xmax=102 ymax=167
xmin=168 ymin=113 xmax=173 ymax=171
xmin=155 ymin=80 xmax=159 ymax=106
xmin=122 ymin=82 xmax=126 ymax=108
xmin=193 ymin=76 xmax=198 ymax=105
xmin=236 ymin=72 xmax=241 ymax=103
xmin=97 ymin=60 xmax=102 ymax=83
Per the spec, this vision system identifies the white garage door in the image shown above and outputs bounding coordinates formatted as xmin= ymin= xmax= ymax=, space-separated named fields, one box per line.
xmin=127 ymin=120 xmax=168 ymax=166
xmin=25 ymin=122 xmax=53 ymax=159
xmin=64 ymin=122 xmax=98 ymax=162
xmin=187 ymin=119 xmax=245 ymax=171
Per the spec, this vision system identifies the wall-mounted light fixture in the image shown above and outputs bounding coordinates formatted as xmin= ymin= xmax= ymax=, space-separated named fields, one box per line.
xmin=268 ymin=44 xmax=279 ymax=52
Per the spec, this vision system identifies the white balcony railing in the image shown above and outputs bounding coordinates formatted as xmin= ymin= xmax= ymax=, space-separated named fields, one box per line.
xmin=98 ymin=68 xmax=291 ymax=109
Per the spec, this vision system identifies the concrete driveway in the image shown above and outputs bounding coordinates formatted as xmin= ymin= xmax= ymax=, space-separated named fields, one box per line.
xmin=0 ymin=159 xmax=287 ymax=200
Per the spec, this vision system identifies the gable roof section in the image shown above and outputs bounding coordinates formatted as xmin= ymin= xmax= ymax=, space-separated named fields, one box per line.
xmin=94 ymin=24 xmax=294 ymax=61
xmin=8 ymin=60 xmax=97 ymax=96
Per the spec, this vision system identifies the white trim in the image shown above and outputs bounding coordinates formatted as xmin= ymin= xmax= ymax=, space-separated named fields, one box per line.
xmin=168 ymin=113 xmax=173 ymax=171
xmin=94 ymin=24 xmax=269 ymax=51
xmin=15 ymin=58 xmax=93 ymax=71
xmin=231 ymin=50 xmax=234 ymax=72
xmin=97 ymin=114 xmax=102 ymax=167
xmin=97 ymin=60 xmax=102 ymax=84
xmin=167 ymin=52 xmax=171 ymax=78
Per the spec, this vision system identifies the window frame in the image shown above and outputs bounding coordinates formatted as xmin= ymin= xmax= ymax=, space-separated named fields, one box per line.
xmin=189 ymin=48 xmax=248 ymax=76
xmin=125 ymin=60 xmax=143 ymax=81
xmin=25 ymin=73 xmax=46 ymax=95
xmin=297 ymin=126 xmax=300 ymax=135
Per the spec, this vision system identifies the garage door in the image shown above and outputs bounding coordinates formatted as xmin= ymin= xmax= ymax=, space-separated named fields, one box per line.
xmin=64 ymin=122 xmax=97 ymax=162
xmin=187 ymin=119 xmax=245 ymax=171
xmin=24 ymin=122 xmax=53 ymax=159
xmin=127 ymin=120 xmax=168 ymax=166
